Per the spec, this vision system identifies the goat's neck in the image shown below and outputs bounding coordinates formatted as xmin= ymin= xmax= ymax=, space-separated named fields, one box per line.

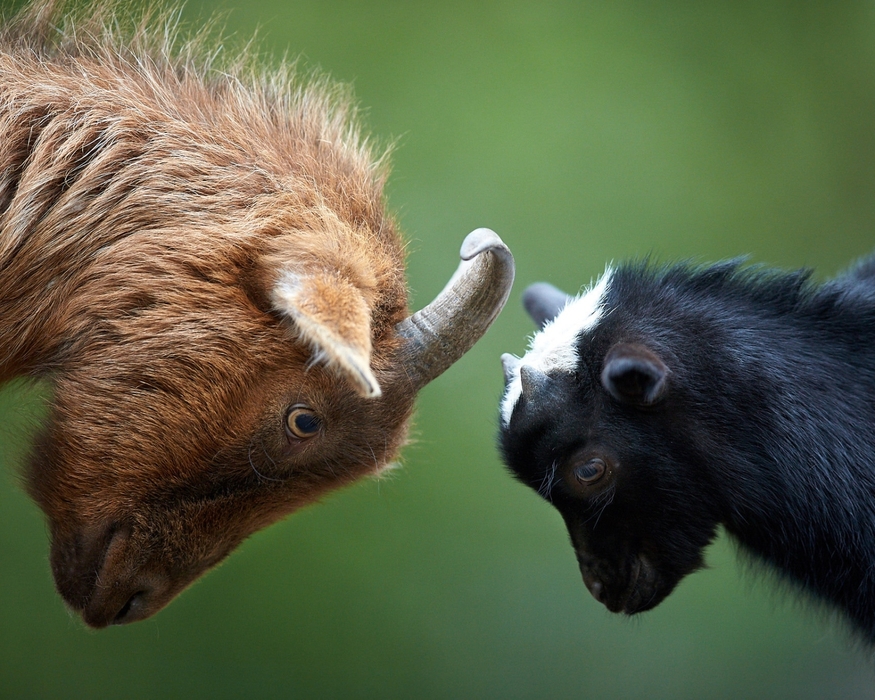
xmin=715 ymin=352 xmax=875 ymax=639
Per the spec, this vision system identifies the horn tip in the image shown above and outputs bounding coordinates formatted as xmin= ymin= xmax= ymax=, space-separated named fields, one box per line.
xmin=460 ymin=228 xmax=511 ymax=262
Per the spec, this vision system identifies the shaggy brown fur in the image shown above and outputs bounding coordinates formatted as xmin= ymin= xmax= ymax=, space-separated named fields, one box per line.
xmin=0 ymin=1 xmax=510 ymax=628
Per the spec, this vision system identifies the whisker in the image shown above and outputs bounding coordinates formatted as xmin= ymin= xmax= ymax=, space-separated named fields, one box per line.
xmin=538 ymin=460 xmax=558 ymax=502
xmin=248 ymin=440 xmax=282 ymax=483
xmin=586 ymin=484 xmax=616 ymax=529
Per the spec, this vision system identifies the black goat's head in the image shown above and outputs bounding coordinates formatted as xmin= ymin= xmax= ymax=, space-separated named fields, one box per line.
xmin=499 ymin=277 xmax=721 ymax=615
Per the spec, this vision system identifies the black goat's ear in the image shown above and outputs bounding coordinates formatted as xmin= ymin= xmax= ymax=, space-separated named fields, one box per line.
xmin=522 ymin=282 xmax=572 ymax=329
xmin=601 ymin=343 xmax=668 ymax=405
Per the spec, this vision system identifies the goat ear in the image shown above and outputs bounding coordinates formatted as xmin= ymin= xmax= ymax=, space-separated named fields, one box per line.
xmin=522 ymin=282 xmax=571 ymax=329
xmin=272 ymin=271 xmax=380 ymax=397
xmin=601 ymin=343 xmax=668 ymax=405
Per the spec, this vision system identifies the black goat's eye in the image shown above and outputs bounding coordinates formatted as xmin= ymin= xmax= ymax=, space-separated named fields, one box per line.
xmin=574 ymin=458 xmax=606 ymax=484
xmin=285 ymin=406 xmax=322 ymax=440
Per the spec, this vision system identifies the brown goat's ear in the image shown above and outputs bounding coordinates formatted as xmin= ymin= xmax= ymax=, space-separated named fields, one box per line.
xmin=272 ymin=271 xmax=380 ymax=397
xmin=601 ymin=343 xmax=668 ymax=406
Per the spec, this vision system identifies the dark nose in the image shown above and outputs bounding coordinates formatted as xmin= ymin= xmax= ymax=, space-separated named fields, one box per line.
xmin=52 ymin=523 xmax=169 ymax=628
xmin=586 ymin=578 xmax=605 ymax=604
xmin=580 ymin=568 xmax=606 ymax=604
xmin=50 ymin=521 xmax=127 ymax=612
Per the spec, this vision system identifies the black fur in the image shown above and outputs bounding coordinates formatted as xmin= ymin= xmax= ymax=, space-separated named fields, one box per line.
xmin=499 ymin=254 xmax=875 ymax=640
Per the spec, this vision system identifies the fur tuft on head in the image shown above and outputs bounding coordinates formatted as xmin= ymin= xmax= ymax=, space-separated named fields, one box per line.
xmin=501 ymin=268 xmax=612 ymax=425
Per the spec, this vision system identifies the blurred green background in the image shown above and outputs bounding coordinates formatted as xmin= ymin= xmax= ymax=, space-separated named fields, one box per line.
xmin=3 ymin=1 xmax=875 ymax=698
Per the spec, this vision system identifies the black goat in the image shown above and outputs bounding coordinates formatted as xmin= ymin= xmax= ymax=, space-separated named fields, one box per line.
xmin=498 ymin=254 xmax=875 ymax=640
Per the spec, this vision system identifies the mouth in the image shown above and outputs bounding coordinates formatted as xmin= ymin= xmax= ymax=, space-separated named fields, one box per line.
xmin=83 ymin=587 xmax=152 ymax=628
xmin=581 ymin=555 xmax=669 ymax=615
xmin=615 ymin=556 xmax=666 ymax=614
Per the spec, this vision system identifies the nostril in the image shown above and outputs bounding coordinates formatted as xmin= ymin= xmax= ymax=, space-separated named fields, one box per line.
xmin=50 ymin=521 xmax=129 ymax=612
xmin=113 ymin=591 xmax=145 ymax=625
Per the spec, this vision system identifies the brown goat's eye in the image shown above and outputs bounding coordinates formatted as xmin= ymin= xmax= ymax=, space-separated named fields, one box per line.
xmin=285 ymin=406 xmax=322 ymax=440
xmin=574 ymin=458 xmax=606 ymax=484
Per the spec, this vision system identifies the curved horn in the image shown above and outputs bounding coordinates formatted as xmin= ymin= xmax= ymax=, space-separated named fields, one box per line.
xmin=396 ymin=228 xmax=514 ymax=390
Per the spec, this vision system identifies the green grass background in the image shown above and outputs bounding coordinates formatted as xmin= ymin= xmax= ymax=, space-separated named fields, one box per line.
xmin=2 ymin=1 xmax=875 ymax=697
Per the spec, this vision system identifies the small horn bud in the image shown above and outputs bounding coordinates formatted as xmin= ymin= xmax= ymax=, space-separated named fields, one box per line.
xmin=501 ymin=353 xmax=521 ymax=385
xmin=519 ymin=365 xmax=550 ymax=400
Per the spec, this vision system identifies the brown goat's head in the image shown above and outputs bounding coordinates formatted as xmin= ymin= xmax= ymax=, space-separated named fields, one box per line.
xmin=0 ymin=2 xmax=514 ymax=627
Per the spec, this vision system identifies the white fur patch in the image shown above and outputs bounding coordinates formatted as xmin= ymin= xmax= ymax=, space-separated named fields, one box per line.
xmin=500 ymin=268 xmax=613 ymax=425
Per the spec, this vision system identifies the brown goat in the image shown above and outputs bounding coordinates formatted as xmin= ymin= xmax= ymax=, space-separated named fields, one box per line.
xmin=0 ymin=1 xmax=514 ymax=628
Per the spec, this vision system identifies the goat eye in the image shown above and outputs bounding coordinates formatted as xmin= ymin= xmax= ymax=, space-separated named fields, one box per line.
xmin=574 ymin=458 xmax=606 ymax=484
xmin=285 ymin=406 xmax=322 ymax=439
